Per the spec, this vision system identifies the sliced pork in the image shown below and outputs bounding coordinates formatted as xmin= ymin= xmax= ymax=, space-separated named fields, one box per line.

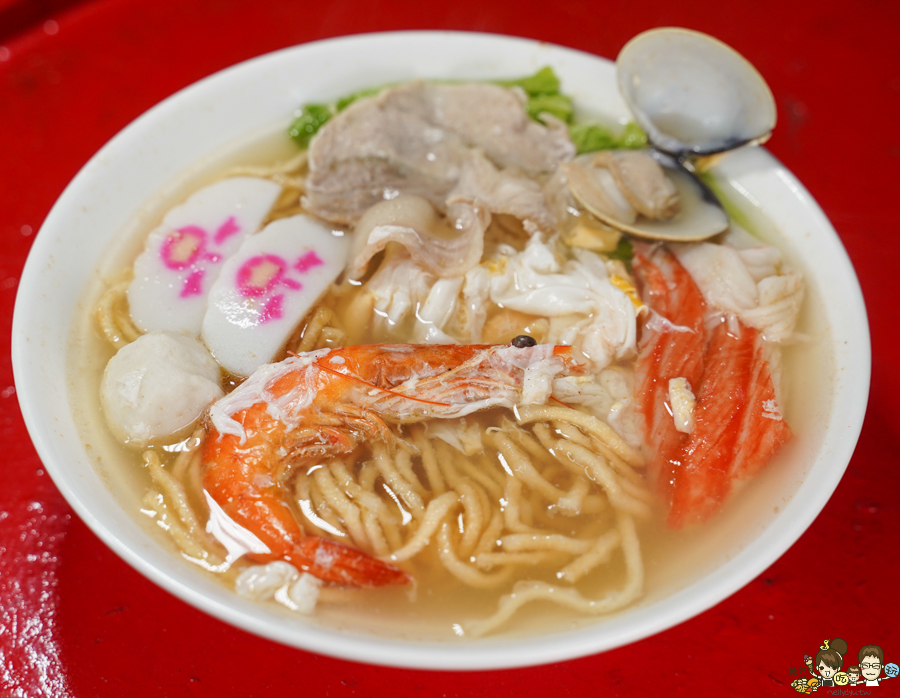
xmin=305 ymin=81 xmax=574 ymax=228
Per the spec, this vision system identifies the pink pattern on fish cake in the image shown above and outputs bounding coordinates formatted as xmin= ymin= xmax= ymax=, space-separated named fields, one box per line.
xmin=158 ymin=216 xmax=241 ymax=298
xmin=294 ymin=250 xmax=324 ymax=273
xmin=233 ymin=249 xmax=324 ymax=325
xmin=260 ymin=294 xmax=285 ymax=322
xmin=236 ymin=254 xmax=291 ymax=298
xmin=213 ymin=216 xmax=241 ymax=244
xmin=160 ymin=226 xmax=207 ymax=270
xmin=181 ymin=269 xmax=206 ymax=297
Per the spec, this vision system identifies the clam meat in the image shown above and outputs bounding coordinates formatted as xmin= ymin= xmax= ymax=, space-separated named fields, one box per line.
xmin=563 ymin=149 xmax=729 ymax=242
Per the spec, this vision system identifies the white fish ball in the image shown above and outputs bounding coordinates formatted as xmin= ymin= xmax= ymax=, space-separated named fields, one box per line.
xmin=100 ymin=331 xmax=224 ymax=447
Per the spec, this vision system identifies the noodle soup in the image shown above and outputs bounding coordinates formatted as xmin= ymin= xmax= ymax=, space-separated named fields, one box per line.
xmin=10 ymin=33 xmax=859 ymax=668
xmin=69 ymin=99 xmax=827 ymax=640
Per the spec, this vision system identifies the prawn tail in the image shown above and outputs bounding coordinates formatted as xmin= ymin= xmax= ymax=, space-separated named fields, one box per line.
xmin=291 ymin=536 xmax=410 ymax=588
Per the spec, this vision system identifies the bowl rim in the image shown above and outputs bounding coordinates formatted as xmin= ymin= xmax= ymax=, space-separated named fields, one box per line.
xmin=12 ymin=29 xmax=871 ymax=670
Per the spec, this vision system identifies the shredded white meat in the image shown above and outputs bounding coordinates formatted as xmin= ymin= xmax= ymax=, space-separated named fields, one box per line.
xmin=359 ymin=234 xmax=639 ymax=368
xmin=235 ymin=562 xmax=322 ymax=614
xmin=363 ymin=254 xmax=461 ymax=342
xmin=551 ymin=366 xmax=642 ymax=448
xmin=486 ymin=237 xmax=638 ymax=368
xmin=674 ymin=241 xmax=804 ymax=343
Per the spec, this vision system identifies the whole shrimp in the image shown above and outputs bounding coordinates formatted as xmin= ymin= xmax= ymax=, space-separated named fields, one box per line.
xmin=203 ymin=342 xmax=580 ymax=587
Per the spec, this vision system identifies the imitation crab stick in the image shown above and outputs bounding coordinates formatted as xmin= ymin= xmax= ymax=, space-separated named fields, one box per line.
xmin=633 ymin=244 xmax=792 ymax=527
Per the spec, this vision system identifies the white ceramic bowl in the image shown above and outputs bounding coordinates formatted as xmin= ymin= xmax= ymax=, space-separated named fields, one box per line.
xmin=12 ymin=31 xmax=869 ymax=669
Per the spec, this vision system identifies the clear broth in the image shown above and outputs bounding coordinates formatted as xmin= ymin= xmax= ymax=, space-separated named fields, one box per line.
xmin=68 ymin=125 xmax=834 ymax=640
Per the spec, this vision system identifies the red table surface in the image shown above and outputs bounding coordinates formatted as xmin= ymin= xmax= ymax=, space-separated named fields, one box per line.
xmin=1 ymin=0 xmax=897 ymax=695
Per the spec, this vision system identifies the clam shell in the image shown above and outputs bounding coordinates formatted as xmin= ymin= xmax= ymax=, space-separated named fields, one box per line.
xmin=617 ymin=28 xmax=776 ymax=156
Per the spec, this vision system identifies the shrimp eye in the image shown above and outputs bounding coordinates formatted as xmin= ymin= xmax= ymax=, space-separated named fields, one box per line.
xmin=511 ymin=335 xmax=537 ymax=348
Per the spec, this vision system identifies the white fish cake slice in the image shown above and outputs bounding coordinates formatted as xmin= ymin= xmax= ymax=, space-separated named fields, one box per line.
xmin=202 ymin=214 xmax=349 ymax=377
xmin=128 ymin=177 xmax=282 ymax=335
